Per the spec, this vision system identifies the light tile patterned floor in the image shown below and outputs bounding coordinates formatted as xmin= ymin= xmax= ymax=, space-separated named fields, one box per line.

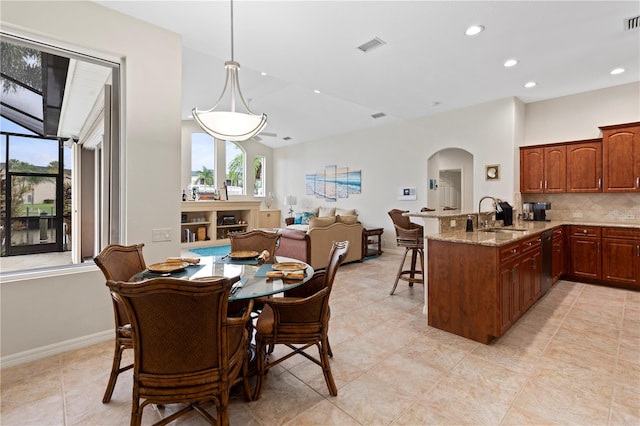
xmin=1 ymin=252 xmax=639 ymax=425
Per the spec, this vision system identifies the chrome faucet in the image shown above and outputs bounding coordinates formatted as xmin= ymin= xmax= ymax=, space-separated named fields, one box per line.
xmin=478 ymin=196 xmax=498 ymax=229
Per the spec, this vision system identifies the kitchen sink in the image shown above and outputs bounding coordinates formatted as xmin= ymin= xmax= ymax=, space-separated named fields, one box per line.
xmin=480 ymin=228 xmax=528 ymax=234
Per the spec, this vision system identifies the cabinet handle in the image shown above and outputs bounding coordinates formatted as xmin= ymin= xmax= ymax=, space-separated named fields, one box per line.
xmin=539 ymin=180 xmax=543 ymax=190
xmin=598 ymin=178 xmax=602 ymax=189
xmin=544 ymin=180 xmax=548 ymax=190
xmin=636 ymin=177 xmax=639 ymax=188
xmin=637 ymin=245 xmax=640 ymax=257
xmin=583 ymin=229 xmax=588 ymax=234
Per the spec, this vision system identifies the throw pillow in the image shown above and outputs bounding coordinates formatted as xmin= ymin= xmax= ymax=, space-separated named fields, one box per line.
xmin=294 ymin=211 xmax=316 ymax=225
xmin=336 ymin=214 xmax=358 ymax=225
xmin=318 ymin=206 xmax=336 ymax=217
xmin=309 ymin=216 xmax=336 ymax=229
xmin=336 ymin=208 xmax=356 ymax=216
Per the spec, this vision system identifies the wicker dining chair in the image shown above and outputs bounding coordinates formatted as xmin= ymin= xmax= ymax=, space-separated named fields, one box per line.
xmin=229 ymin=229 xmax=280 ymax=263
xmin=106 ymin=276 xmax=253 ymax=426
xmin=94 ymin=243 xmax=146 ymax=403
xmin=388 ymin=209 xmax=425 ymax=295
xmin=253 ymin=241 xmax=349 ymax=400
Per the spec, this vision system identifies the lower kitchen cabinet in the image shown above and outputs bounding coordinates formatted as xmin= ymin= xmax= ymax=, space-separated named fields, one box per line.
xmin=602 ymin=227 xmax=640 ymax=286
xmin=552 ymin=226 xmax=567 ymax=283
xmin=570 ymin=225 xmax=602 ymax=280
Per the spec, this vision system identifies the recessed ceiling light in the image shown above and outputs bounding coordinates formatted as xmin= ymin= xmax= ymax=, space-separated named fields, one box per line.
xmin=314 ymin=89 xmax=321 ymax=94
xmin=465 ymin=25 xmax=485 ymax=36
xmin=504 ymin=59 xmax=519 ymax=67
xmin=610 ymin=67 xmax=625 ymax=75
xmin=524 ymin=81 xmax=537 ymax=88
xmin=261 ymin=72 xmax=268 ymax=76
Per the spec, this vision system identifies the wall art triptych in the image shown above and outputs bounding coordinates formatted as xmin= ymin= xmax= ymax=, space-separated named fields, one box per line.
xmin=305 ymin=165 xmax=361 ymax=202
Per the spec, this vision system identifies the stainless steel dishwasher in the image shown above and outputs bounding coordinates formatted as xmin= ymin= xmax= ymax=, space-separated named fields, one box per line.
xmin=541 ymin=230 xmax=553 ymax=294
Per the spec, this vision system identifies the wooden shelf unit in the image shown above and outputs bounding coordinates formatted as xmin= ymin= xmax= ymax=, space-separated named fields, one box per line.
xmin=180 ymin=201 xmax=261 ymax=248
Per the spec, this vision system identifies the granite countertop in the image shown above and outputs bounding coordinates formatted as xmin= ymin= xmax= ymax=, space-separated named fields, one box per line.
xmin=426 ymin=219 xmax=640 ymax=247
xmin=407 ymin=210 xmax=478 ymax=218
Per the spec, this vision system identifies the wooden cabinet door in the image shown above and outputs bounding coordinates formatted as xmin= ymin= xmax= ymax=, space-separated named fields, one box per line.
xmin=543 ymin=145 xmax=566 ymax=192
xmin=567 ymin=141 xmax=602 ymax=192
xmin=520 ymin=147 xmax=544 ymax=193
xmin=499 ymin=262 xmax=515 ymax=333
xmin=552 ymin=236 xmax=565 ymax=283
xmin=602 ymin=124 xmax=640 ymax=192
xmin=570 ymin=236 xmax=601 ymax=280
xmin=602 ymin=238 xmax=640 ymax=286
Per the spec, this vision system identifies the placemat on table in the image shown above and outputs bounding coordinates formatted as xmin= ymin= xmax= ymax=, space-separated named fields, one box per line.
xmin=254 ymin=264 xmax=274 ymax=277
xmin=138 ymin=263 xmax=205 ymax=279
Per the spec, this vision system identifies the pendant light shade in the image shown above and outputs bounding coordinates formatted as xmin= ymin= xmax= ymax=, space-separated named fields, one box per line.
xmin=192 ymin=1 xmax=267 ymax=141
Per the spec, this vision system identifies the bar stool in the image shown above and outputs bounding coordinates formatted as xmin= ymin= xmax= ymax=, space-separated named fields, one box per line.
xmin=388 ymin=209 xmax=424 ymax=295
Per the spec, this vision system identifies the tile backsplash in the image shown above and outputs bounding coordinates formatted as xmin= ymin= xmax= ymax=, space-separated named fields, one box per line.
xmin=521 ymin=193 xmax=640 ymax=224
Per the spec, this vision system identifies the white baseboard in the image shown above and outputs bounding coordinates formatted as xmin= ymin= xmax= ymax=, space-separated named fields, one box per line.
xmin=0 ymin=330 xmax=112 ymax=369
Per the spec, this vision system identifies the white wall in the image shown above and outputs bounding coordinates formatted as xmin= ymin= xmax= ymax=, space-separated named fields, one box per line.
xmin=523 ymin=82 xmax=640 ymax=145
xmin=273 ymin=85 xmax=639 ymax=250
xmin=1 ymin=1 xmax=182 ymax=362
xmin=273 ymin=97 xmax=519 ymax=249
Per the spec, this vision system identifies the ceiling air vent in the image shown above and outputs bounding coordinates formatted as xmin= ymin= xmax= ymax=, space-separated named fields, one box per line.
xmin=357 ymin=37 xmax=386 ymax=53
xmin=371 ymin=112 xmax=386 ymax=119
xmin=624 ymin=15 xmax=640 ymax=31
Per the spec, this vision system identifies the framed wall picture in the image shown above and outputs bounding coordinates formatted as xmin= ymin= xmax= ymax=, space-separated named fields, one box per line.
xmin=485 ymin=164 xmax=500 ymax=181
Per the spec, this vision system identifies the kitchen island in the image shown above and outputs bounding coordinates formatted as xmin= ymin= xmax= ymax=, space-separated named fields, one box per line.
xmin=426 ymin=222 xmax=556 ymax=344
xmin=426 ymin=219 xmax=640 ymax=344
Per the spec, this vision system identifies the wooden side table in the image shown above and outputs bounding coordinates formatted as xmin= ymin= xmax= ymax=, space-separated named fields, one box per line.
xmin=362 ymin=227 xmax=384 ymax=257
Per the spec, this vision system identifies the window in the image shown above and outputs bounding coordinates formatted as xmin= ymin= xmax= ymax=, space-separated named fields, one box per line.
xmin=225 ymin=140 xmax=244 ymax=196
xmin=190 ymin=132 xmax=215 ymax=198
xmin=0 ymin=36 xmax=121 ymax=273
xmin=254 ymin=155 xmax=265 ymax=197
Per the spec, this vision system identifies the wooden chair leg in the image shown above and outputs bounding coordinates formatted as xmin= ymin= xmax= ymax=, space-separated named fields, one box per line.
xmin=253 ymin=340 xmax=267 ymax=401
xmin=319 ymin=339 xmax=337 ymax=396
xmin=390 ymin=247 xmax=410 ymax=295
xmin=103 ymin=342 xmax=130 ymax=403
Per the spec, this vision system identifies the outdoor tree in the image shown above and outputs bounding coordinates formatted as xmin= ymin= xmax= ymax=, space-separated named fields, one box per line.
xmin=197 ymin=166 xmax=214 ymax=186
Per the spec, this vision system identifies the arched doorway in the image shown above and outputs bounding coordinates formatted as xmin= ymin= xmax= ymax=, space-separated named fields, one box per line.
xmin=427 ymin=148 xmax=474 ymax=212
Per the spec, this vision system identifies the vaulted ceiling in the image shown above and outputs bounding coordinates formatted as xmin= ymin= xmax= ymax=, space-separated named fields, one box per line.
xmin=94 ymin=1 xmax=640 ymax=148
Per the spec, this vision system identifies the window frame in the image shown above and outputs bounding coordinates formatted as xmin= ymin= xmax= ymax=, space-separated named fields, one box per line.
xmin=0 ymin=32 xmax=122 ymax=276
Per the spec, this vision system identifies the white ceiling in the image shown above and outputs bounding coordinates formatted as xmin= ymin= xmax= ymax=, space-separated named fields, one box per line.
xmin=93 ymin=1 xmax=640 ymax=148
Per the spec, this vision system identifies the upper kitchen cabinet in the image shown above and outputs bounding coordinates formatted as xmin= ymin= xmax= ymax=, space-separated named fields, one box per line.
xmin=566 ymin=139 xmax=602 ymax=192
xmin=600 ymin=122 xmax=640 ymax=193
xmin=520 ymin=145 xmax=566 ymax=193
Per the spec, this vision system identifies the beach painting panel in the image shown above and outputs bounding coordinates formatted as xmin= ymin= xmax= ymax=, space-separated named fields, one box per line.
xmin=324 ymin=165 xmax=337 ymax=202
xmin=347 ymin=169 xmax=361 ymax=194
xmin=305 ymin=174 xmax=315 ymax=195
xmin=337 ymin=167 xmax=349 ymax=198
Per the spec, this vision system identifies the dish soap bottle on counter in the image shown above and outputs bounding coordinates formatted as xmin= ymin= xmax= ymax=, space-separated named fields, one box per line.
xmin=466 ymin=215 xmax=473 ymax=232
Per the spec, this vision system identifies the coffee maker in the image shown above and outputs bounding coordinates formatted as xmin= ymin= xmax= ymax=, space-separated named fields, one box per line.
xmin=523 ymin=202 xmax=551 ymax=221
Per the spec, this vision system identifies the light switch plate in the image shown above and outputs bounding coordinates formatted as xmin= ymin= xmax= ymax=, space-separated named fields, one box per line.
xmin=152 ymin=228 xmax=171 ymax=241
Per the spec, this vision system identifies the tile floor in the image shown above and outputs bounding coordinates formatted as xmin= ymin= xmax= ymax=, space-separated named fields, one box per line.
xmin=1 ymin=252 xmax=639 ymax=425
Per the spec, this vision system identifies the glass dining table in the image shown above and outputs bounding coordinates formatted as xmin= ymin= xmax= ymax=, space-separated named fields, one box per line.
xmin=132 ymin=255 xmax=315 ymax=301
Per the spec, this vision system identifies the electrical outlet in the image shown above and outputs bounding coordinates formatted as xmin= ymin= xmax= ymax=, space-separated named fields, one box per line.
xmin=450 ymin=219 xmax=457 ymax=227
xmin=152 ymin=228 xmax=171 ymax=242
xmin=572 ymin=212 xmax=583 ymax=218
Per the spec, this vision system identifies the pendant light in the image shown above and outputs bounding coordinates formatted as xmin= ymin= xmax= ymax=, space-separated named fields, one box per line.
xmin=192 ymin=0 xmax=267 ymax=141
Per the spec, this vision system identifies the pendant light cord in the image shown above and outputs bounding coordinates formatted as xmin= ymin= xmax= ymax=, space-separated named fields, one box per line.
xmin=230 ymin=0 xmax=234 ymax=61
